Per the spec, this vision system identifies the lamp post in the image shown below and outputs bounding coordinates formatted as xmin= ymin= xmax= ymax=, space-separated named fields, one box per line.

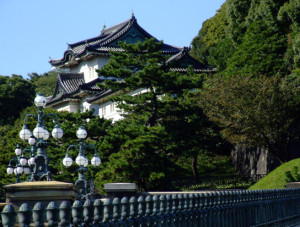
xmin=6 ymin=144 xmax=32 ymax=183
xmin=18 ymin=93 xmax=63 ymax=181
xmin=63 ymin=126 xmax=101 ymax=199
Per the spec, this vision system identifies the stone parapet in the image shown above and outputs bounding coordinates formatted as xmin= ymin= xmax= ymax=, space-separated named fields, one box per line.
xmin=4 ymin=181 xmax=77 ymax=209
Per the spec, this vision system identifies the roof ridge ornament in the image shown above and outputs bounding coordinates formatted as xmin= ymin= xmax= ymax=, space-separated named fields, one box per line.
xmin=101 ymin=24 xmax=106 ymax=34
xmin=131 ymin=10 xmax=136 ymax=22
xmin=183 ymin=46 xmax=191 ymax=52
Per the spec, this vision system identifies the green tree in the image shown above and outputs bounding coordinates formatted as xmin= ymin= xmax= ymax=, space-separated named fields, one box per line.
xmin=29 ymin=71 xmax=58 ymax=96
xmin=98 ymin=38 xmax=202 ymax=127
xmin=200 ymin=74 xmax=300 ymax=164
xmin=97 ymin=38 xmax=228 ymax=186
xmin=0 ymin=75 xmax=35 ymax=125
xmin=191 ymin=3 xmax=233 ymax=71
xmin=96 ymin=119 xmax=185 ymax=191
xmin=0 ymin=105 xmax=112 ymax=188
xmin=191 ymin=0 xmax=300 ymax=76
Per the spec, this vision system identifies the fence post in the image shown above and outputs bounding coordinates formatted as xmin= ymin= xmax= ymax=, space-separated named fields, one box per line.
xmin=145 ymin=195 xmax=153 ymax=226
xmin=120 ymin=197 xmax=129 ymax=225
xmin=112 ymin=197 xmax=121 ymax=225
xmin=137 ymin=196 xmax=145 ymax=226
xmin=32 ymin=202 xmax=45 ymax=227
xmin=72 ymin=200 xmax=83 ymax=227
xmin=93 ymin=199 xmax=103 ymax=226
xmin=46 ymin=201 xmax=59 ymax=227
xmin=59 ymin=201 xmax=71 ymax=227
xmin=159 ymin=195 xmax=166 ymax=226
xmin=128 ymin=196 xmax=137 ymax=226
xmin=171 ymin=194 xmax=178 ymax=226
xmin=165 ymin=194 xmax=173 ymax=226
xmin=83 ymin=199 xmax=93 ymax=226
xmin=103 ymin=198 xmax=112 ymax=225
xmin=18 ymin=203 xmax=31 ymax=227
xmin=151 ymin=195 xmax=159 ymax=226
xmin=1 ymin=204 xmax=16 ymax=227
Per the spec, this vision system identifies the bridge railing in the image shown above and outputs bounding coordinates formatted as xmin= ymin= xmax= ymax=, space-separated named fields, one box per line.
xmin=1 ymin=188 xmax=300 ymax=226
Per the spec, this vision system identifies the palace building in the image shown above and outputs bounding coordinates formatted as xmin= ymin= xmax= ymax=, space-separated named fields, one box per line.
xmin=46 ymin=14 xmax=215 ymax=122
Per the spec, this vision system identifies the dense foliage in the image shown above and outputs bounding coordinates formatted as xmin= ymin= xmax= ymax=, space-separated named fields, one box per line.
xmin=0 ymin=75 xmax=35 ymax=125
xmin=191 ymin=0 xmax=300 ymax=75
xmin=200 ymin=75 xmax=300 ymax=164
xmin=0 ymin=71 xmax=58 ymax=126
xmin=96 ymin=38 xmax=230 ymax=190
xmin=2 ymin=0 xmax=299 ymax=192
xmin=192 ymin=0 xmax=300 ymax=168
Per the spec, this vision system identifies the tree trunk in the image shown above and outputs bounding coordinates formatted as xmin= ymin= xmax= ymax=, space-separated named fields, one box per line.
xmin=192 ymin=154 xmax=199 ymax=180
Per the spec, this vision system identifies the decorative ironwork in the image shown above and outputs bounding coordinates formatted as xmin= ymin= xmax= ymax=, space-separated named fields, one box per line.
xmin=63 ymin=126 xmax=101 ymax=199
xmin=12 ymin=93 xmax=64 ymax=182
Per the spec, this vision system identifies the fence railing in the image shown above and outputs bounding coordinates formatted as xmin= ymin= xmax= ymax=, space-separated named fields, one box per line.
xmin=1 ymin=188 xmax=300 ymax=226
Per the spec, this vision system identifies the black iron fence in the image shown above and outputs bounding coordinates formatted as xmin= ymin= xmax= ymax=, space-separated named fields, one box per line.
xmin=1 ymin=188 xmax=300 ymax=226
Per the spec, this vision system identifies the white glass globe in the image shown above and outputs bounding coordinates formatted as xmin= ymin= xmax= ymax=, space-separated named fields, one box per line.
xmin=33 ymin=125 xmax=45 ymax=139
xmin=75 ymin=155 xmax=86 ymax=166
xmin=91 ymin=154 xmax=101 ymax=167
xmin=7 ymin=167 xmax=13 ymax=175
xmin=28 ymin=136 xmax=36 ymax=146
xmin=34 ymin=93 xmax=47 ymax=107
xmin=15 ymin=147 xmax=22 ymax=156
xmin=76 ymin=126 xmax=87 ymax=139
xmin=19 ymin=157 xmax=27 ymax=166
xmin=23 ymin=166 xmax=31 ymax=175
xmin=83 ymin=158 xmax=88 ymax=167
xmin=43 ymin=129 xmax=50 ymax=140
xmin=19 ymin=125 xmax=32 ymax=141
xmin=14 ymin=168 xmax=17 ymax=175
xmin=52 ymin=124 xmax=63 ymax=139
xmin=63 ymin=155 xmax=73 ymax=167
xmin=17 ymin=166 xmax=23 ymax=174
xmin=28 ymin=156 xmax=35 ymax=166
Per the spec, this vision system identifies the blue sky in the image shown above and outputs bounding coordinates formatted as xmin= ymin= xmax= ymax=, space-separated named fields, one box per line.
xmin=0 ymin=0 xmax=225 ymax=77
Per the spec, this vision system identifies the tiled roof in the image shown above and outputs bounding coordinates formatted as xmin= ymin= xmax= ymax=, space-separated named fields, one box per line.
xmin=46 ymin=73 xmax=103 ymax=106
xmin=166 ymin=47 xmax=216 ymax=72
xmin=169 ymin=68 xmax=216 ymax=73
xmin=49 ymin=15 xmax=181 ymax=67
xmin=86 ymin=89 xmax=113 ymax=103
xmin=166 ymin=47 xmax=192 ymax=64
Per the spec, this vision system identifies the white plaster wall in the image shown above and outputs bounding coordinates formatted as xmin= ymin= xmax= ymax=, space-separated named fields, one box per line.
xmin=79 ymin=98 xmax=100 ymax=115
xmin=56 ymin=102 xmax=79 ymax=113
xmin=98 ymin=101 xmax=123 ymax=123
xmin=69 ymin=56 xmax=109 ymax=83
xmin=96 ymin=88 xmax=147 ymax=122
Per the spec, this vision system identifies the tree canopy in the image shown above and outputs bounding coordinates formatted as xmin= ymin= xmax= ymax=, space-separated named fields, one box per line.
xmin=200 ymin=75 xmax=300 ymax=164
xmin=96 ymin=38 xmax=229 ymax=189
xmin=191 ymin=0 xmax=300 ymax=76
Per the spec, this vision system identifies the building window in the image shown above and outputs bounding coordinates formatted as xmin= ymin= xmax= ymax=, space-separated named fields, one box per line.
xmin=101 ymin=107 xmax=106 ymax=117
xmin=89 ymin=67 xmax=92 ymax=78
xmin=110 ymin=103 xmax=115 ymax=113
xmin=89 ymin=67 xmax=95 ymax=79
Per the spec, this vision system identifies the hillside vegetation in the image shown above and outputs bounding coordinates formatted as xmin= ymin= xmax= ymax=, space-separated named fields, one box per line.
xmin=191 ymin=0 xmax=300 ymax=76
xmin=193 ymin=0 xmax=300 ymax=165
xmin=249 ymin=158 xmax=300 ymax=190
xmin=0 ymin=0 xmax=299 ymax=193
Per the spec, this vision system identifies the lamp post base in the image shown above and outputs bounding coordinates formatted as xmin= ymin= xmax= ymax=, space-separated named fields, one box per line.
xmin=4 ymin=181 xmax=77 ymax=210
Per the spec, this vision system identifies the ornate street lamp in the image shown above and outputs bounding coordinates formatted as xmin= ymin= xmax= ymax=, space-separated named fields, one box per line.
xmin=18 ymin=93 xmax=63 ymax=181
xmin=63 ymin=126 xmax=101 ymax=199
xmin=7 ymin=144 xmax=32 ymax=183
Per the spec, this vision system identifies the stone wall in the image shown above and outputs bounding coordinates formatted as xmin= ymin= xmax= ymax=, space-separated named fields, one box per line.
xmin=231 ymin=144 xmax=279 ymax=177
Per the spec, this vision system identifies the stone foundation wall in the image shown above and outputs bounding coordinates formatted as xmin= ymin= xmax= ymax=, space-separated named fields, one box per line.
xmin=231 ymin=144 xmax=279 ymax=177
